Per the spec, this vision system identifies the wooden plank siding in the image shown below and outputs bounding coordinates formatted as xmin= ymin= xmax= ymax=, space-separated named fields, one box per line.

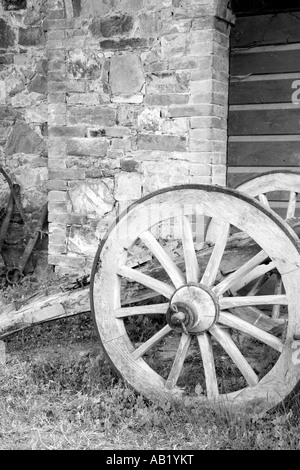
xmin=230 ymin=12 xmax=300 ymax=48
xmin=228 ymin=138 xmax=300 ymax=167
xmin=229 ymin=75 xmax=300 ymax=104
xmin=230 ymin=48 xmax=300 ymax=76
xmin=229 ymin=106 xmax=300 ymax=135
xmin=227 ymin=12 xmax=300 ymax=217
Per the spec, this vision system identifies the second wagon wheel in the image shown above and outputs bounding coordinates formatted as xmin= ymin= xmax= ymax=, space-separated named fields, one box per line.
xmin=206 ymin=170 xmax=300 ymax=239
xmin=235 ymin=170 xmax=300 ymax=220
xmin=234 ymin=170 xmax=300 ymax=320
xmin=206 ymin=170 xmax=300 ymax=320
xmin=91 ymin=185 xmax=300 ymax=414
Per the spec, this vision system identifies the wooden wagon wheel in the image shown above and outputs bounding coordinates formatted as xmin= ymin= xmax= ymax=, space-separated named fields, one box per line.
xmin=206 ymin=170 xmax=300 ymax=240
xmin=206 ymin=170 xmax=300 ymax=319
xmin=236 ymin=170 xmax=300 ymax=319
xmin=235 ymin=170 xmax=300 ymax=220
xmin=91 ymin=185 xmax=300 ymax=414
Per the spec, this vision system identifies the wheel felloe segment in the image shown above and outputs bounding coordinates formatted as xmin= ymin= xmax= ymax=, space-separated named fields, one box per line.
xmin=90 ymin=185 xmax=300 ymax=415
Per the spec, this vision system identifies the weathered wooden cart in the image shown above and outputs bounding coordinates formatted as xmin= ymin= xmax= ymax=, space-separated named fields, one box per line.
xmin=1 ymin=170 xmax=300 ymax=415
xmin=90 ymin=170 xmax=300 ymax=414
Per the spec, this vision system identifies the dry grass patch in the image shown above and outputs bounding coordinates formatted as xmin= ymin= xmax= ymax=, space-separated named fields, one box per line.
xmin=0 ymin=313 xmax=300 ymax=450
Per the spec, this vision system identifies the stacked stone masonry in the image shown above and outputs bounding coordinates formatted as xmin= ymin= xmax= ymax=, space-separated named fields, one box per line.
xmin=0 ymin=0 xmax=48 ymax=271
xmin=1 ymin=0 xmax=233 ymax=275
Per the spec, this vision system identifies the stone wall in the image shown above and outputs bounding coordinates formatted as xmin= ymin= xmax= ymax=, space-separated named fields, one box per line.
xmin=0 ymin=0 xmax=48 ymax=272
xmin=46 ymin=0 xmax=233 ymax=276
xmin=0 ymin=0 xmax=234 ymax=276
xmin=0 ymin=1 xmax=47 ymax=208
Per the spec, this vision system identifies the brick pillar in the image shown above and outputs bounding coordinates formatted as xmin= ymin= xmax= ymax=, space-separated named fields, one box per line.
xmin=188 ymin=0 xmax=235 ymax=186
xmin=157 ymin=0 xmax=234 ymax=188
xmin=46 ymin=0 xmax=78 ymax=270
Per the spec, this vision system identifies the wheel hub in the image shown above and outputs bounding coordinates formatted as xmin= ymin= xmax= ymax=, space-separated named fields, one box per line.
xmin=166 ymin=283 xmax=220 ymax=334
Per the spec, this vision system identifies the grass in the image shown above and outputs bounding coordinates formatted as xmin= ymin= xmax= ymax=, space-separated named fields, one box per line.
xmin=1 ymin=312 xmax=300 ymax=450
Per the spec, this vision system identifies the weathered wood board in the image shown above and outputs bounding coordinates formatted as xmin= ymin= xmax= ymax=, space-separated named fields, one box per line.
xmin=228 ymin=108 xmax=300 ymax=135
xmin=229 ymin=78 xmax=300 ymax=105
xmin=227 ymin=11 xmax=300 ymax=196
xmin=230 ymin=50 xmax=300 ymax=75
xmin=231 ymin=12 xmax=300 ymax=48
xmin=228 ymin=140 xmax=300 ymax=167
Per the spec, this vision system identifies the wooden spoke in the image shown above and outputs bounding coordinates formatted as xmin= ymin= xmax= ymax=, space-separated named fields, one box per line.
xmin=286 ymin=191 xmax=297 ymax=219
xmin=219 ymin=311 xmax=284 ymax=352
xmin=230 ymin=261 xmax=275 ymax=293
xmin=201 ymin=222 xmax=230 ymax=288
xmin=165 ymin=333 xmax=192 ymax=389
xmin=246 ymin=274 xmax=268 ymax=296
xmin=115 ymin=303 xmax=169 ymax=318
xmin=197 ymin=333 xmax=219 ymax=400
xmin=117 ymin=265 xmax=175 ymax=299
xmin=139 ymin=231 xmax=186 ymax=288
xmin=131 ymin=324 xmax=172 ymax=360
xmin=219 ymin=294 xmax=288 ymax=310
xmin=213 ymin=250 xmax=269 ymax=297
xmin=181 ymin=215 xmax=200 ymax=283
xmin=258 ymin=193 xmax=270 ymax=208
xmin=272 ymin=274 xmax=283 ymax=319
xmin=228 ymin=306 xmax=283 ymax=332
xmin=210 ymin=325 xmax=259 ymax=387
